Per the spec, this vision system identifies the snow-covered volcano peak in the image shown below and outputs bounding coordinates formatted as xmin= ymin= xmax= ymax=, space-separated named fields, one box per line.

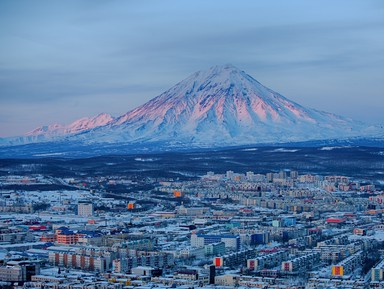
xmin=182 ymin=63 xmax=260 ymax=92
xmin=193 ymin=63 xmax=244 ymax=79
xmin=115 ymin=64 xmax=316 ymax=126
xmin=108 ymin=64 xmax=370 ymax=145
xmin=6 ymin=64 xmax=380 ymax=149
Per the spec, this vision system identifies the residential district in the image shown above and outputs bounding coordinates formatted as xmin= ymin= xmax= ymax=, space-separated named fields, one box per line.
xmin=1 ymin=168 xmax=384 ymax=289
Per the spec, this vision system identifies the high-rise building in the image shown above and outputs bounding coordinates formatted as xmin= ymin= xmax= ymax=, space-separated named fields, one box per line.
xmin=209 ymin=265 xmax=216 ymax=284
xmin=226 ymin=170 xmax=234 ymax=179
xmin=290 ymin=170 xmax=298 ymax=179
xmin=77 ymin=201 xmax=94 ymax=217
xmin=279 ymin=171 xmax=287 ymax=179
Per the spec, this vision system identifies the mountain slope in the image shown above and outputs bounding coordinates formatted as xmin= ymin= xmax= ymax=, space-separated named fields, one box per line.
xmin=4 ymin=113 xmax=114 ymax=145
xmin=77 ymin=64 xmax=377 ymax=146
xmin=1 ymin=64 xmax=382 ymax=149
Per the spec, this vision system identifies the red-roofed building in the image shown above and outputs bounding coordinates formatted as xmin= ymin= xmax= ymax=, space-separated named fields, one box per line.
xmin=29 ymin=225 xmax=47 ymax=231
xmin=326 ymin=218 xmax=346 ymax=224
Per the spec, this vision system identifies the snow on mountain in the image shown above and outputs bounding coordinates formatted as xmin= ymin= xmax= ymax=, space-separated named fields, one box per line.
xmin=26 ymin=123 xmax=66 ymax=136
xmin=64 ymin=113 xmax=115 ymax=134
xmin=27 ymin=113 xmax=114 ymax=136
xmin=2 ymin=113 xmax=115 ymax=145
xmin=81 ymin=64 xmax=378 ymax=146
xmin=1 ymin=64 xmax=382 ymax=148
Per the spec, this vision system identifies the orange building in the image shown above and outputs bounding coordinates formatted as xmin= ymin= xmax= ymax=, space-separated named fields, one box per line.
xmin=40 ymin=234 xmax=56 ymax=242
xmin=173 ymin=190 xmax=185 ymax=198
xmin=332 ymin=265 xmax=344 ymax=276
xmin=56 ymin=228 xmax=78 ymax=244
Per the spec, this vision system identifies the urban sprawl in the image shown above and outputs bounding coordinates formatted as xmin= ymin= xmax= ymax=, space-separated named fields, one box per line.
xmin=1 ymin=169 xmax=384 ymax=288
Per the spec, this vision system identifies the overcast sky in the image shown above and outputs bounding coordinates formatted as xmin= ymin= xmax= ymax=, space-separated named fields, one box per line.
xmin=1 ymin=0 xmax=383 ymax=137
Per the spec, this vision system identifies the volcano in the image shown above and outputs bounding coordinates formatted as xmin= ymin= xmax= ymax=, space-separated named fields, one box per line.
xmin=2 ymin=64 xmax=380 ymax=149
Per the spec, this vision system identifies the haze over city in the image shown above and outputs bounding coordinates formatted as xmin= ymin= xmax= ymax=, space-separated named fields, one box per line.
xmin=1 ymin=0 xmax=384 ymax=137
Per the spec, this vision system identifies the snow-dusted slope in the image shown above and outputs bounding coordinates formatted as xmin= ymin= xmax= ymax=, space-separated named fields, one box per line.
xmin=1 ymin=64 xmax=382 ymax=148
xmin=79 ymin=64 xmax=377 ymax=146
xmin=5 ymin=113 xmax=114 ymax=145
xmin=27 ymin=113 xmax=114 ymax=137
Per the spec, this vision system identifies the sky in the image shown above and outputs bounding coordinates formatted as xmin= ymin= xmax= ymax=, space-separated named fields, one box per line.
xmin=0 ymin=0 xmax=383 ymax=137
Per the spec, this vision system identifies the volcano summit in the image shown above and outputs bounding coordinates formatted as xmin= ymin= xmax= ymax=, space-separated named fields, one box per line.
xmin=1 ymin=64 xmax=381 ymax=150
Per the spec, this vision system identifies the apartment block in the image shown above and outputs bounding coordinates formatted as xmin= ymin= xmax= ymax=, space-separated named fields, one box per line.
xmin=191 ymin=233 xmax=240 ymax=251
xmin=281 ymin=251 xmax=320 ymax=273
xmin=247 ymin=250 xmax=289 ymax=271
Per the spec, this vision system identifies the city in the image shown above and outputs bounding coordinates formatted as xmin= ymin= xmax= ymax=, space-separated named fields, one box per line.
xmin=1 ymin=167 xmax=384 ymax=288
xmin=1 ymin=1 xmax=383 ymax=288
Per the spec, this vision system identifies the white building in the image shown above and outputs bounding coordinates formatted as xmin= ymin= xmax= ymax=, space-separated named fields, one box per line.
xmin=77 ymin=202 xmax=94 ymax=217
